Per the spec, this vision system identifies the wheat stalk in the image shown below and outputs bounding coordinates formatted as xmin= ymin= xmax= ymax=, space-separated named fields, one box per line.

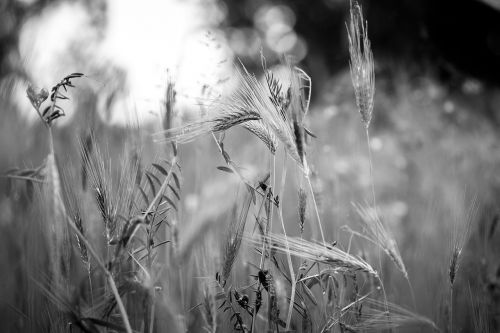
xmin=342 ymin=298 xmax=438 ymax=331
xmin=347 ymin=0 xmax=375 ymax=129
xmin=247 ymin=232 xmax=378 ymax=277
xmin=221 ymin=190 xmax=252 ymax=282
xmin=242 ymin=120 xmax=278 ymax=154
xmin=350 ymin=203 xmax=408 ymax=279
xmin=448 ymin=193 xmax=478 ymax=332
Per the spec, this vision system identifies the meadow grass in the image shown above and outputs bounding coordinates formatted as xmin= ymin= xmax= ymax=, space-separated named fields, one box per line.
xmin=0 ymin=2 xmax=496 ymax=333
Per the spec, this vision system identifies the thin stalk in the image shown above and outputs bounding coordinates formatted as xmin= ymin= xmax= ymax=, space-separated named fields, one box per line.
xmin=365 ymin=129 xmax=391 ymax=323
xmin=305 ymin=174 xmax=326 ymax=244
xmin=48 ymin=126 xmax=55 ymax=155
xmin=406 ymin=275 xmax=417 ymax=311
xmin=449 ymin=284 xmax=453 ymax=333
xmin=256 ymin=192 xmax=268 ymax=269
xmin=145 ymin=203 xmax=160 ymax=333
xmin=107 ymin=275 xmax=132 ymax=333
xmin=274 ymin=155 xmax=296 ymax=330
xmin=365 ymin=128 xmax=376 ymax=208
xmin=258 ymin=155 xmax=275 ymax=270
xmin=178 ymin=254 xmax=185 ymax=325
xmin=149 ymin=289 xmax=156 ymax=333
xmin=87 ymin=266 xmax=94 ymax=315
xmin=271 ymin=154 xmax=276 ymax=240
xmin=1 ymin=175 xmax=45 ymax=183
xmin=252 ymin=155 xmax=275 ymax=333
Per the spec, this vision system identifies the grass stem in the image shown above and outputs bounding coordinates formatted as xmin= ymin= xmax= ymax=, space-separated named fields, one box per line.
xmin=365 ymin=128 xmax=377 ymax=208
xmin=306 ymin=174 xmax=326 ymax=244
xmin=449 ymin=284 xmax=453 ymax=333
xmin=274 ymin=155 xmax=296 ymax=330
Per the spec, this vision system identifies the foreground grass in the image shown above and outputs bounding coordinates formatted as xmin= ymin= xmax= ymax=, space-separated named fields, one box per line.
xmin=0 ymin=4 xmax=499 ymax=333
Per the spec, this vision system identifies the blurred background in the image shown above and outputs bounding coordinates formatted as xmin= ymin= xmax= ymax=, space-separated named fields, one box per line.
xmin=1 ymin=0 xmax=500 ymax=331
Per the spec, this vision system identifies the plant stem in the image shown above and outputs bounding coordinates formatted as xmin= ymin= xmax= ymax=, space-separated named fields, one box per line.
xmin=107 ymin=274 xmax=132 ymax=333
xmin=252 ymin=155 xmax=275 ymax=333
xmin=365 ymin=128 xmax=377 ymax=208
xmin=365 ymin=128 xmax=391 ymax=323
xmin=274 ymin=156 xmax=296 ymax=330
xmin=305 ymin=173 xmax=326 ymax=245
xmin=149 ymin=289 xmax=156 ymax=333
xmin=87 ymin=266 xmax=94 ymax=315
xmin=406 ymin=275 xmax=417 ymax=311
xmin=449 ymin=284 xmax=453 ymax=333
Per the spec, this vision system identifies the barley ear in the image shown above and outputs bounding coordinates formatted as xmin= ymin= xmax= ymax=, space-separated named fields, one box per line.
xmin=347 ymin=0 xmax=375 ymax=128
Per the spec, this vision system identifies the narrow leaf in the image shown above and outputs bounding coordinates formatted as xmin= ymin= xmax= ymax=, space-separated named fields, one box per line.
xmin=145 ymin=173 xmax=156 ymax=195
xmin=217 ymin=166 xmax=233 ymax=173
xmin=172 ymin=172 xmax=180 ymax=189
xmin=145 ymin=170 xmax=162 ymax=186
xmin=161 ymin=195 xmax=177 ymax=211
xmin=138 ymin=185 xmax=149 ymax=205
xmin=152 ymin=163 xmax=169 ymax=176
xmin=168 ymin=184 xmax=180 ymax=200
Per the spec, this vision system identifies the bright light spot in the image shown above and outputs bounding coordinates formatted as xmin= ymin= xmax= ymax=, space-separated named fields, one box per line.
xmin=334 ymin=159 xmax=350 ymax=175
xmin=227 ymin=27 xmax=261 ymax=58
xmin=462 ymin=79 xmax=482 ymax=95
xmin=254 ymin=5 xmax=296 ymax=32
xmin=15 ymin=0 xmax=37 ymax=6
xmin=101 ymin=0 xmax=230 ymax=124
xmin=254 ymin=4 xmax=306 ymax=60
xmin=443 ymin=100 xmax=455 ymax=114
xmin=271 ymin=30 xmax=297 ymax=53
xmin=370 ymin=136 xmax=383 ymax=151
xmin=323 ymin=105 xmax=339 ymax=119
xmin=185 ymin=193 xmax=199 ymax=212
xmin=391 ymin=201 xmax=409 ymax=218
xmin=18 ymin=2 xmax=92 ymax=123
xmin=18 ymin=0 xmax=230 ymax=126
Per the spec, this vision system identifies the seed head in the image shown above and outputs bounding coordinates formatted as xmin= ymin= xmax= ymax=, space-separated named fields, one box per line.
xmin=298 ymin=187 xmax=307 ymax=234
xmin=347 ymin=1 xmax=375 ymax=128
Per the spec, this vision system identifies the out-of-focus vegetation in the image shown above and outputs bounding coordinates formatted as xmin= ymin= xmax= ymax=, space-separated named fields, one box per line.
xmin=0 ymin=1 xmax=499 ymax=332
